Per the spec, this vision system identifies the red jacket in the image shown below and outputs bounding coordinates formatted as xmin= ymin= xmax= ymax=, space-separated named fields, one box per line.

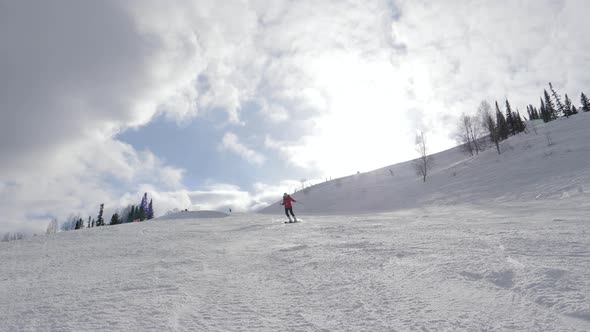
xmin=281 ymin=196 xmax=296 ymax=209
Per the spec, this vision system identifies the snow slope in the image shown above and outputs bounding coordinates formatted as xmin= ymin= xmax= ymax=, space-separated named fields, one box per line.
xmin=1 ymin=210 xmax=589 ymax=331
xmin=260 ymin=113 xmax=590 ymax=215
xmin=1 ymin=113 xmax=590 ymax=331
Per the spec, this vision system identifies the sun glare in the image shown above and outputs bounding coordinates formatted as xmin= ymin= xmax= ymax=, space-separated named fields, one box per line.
xmin=296 ymin=52 xmax=422 ymax=178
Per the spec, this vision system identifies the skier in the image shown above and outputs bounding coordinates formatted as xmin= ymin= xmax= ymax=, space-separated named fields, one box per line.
xmin=281 ymin=193 xmax=297 ymax=222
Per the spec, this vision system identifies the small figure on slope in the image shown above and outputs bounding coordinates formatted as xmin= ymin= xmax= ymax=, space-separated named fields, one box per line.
xmin=281 ymin=193 xmax=297 ymax=222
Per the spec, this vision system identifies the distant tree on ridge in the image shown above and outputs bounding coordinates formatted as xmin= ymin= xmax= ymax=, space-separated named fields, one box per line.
xmin=413 ymin=131 xmax=434 ymax=182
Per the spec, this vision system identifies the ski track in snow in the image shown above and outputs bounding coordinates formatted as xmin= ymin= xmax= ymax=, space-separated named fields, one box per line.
xmin=1 ymin=208 xmax=589 ymax=332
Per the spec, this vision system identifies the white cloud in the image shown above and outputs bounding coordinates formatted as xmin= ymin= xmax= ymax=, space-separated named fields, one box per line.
xmin=220 ymin=132 xmax=266 ymax=165
xmin=0 ymin=136 xmax=186 ymax=234
xmin=2 ymin=0 xmax=589 ymax=234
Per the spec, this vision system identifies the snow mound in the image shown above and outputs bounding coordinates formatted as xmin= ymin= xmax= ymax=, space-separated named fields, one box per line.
xmin=157 ymin=210 xmax=229 ymax=220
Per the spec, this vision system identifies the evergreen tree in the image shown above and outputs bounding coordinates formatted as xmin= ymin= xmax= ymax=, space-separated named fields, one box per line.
xmin=581 ymin=92 xmax=590 ymax=112
xmin=540 ymin=98 xmax=550 ymax=123
xmin=75 ymin=218 xmax=83 ymax=230
xmin=529 ymin=105 xmax=540 ymax=120
xmin=110 ymin=213 xmax=121 ymax=225
xmin=549 ymin=82 xmax=567 ymax=118
xmin=138 ymin=206 xmax=145 ymax=221
xmin=147 ymin=199 xmax=154 ymax=220
xmin=515 ymin=110 xmax=526 ymax=133
xmin=127 ymin=206 xmax=135 ymax=223
xmin=133 ymin=205 xmax=141 ymax=221
xmin=506 ymin=99 xmax=515 ymax=135
xmin=137 ymin=193 xmax=147 ymax=221
xmin=526 ymin=105 xmax=539 ymax=120
xmin=543 ymin=90 xmax=557 ymax=122
xmin=96 ymin=204 xmax=105 ymax=227
xmin=544 ymin=89 xmax=557 ymax=120
xmin=495 ymin=101 xmax=509 ymax=140
xmin=564 ymin=94 xmax=574 ymax=115
xmin=530 ymin=105 xmax=541 ymax=120
xmin=527 ymin=105 xmax=538 ymax=120
xmin=87 ymin=216 xmax=91 ymax=228
xmin=505 ymin=100 xmax=516 ymax=136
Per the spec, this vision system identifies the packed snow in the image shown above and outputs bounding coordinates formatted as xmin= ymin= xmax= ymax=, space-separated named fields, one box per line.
xmin=2 ymin=114 xmax=590 ymax=331
xmin=158 ymin=210 xmax=230 ymax=220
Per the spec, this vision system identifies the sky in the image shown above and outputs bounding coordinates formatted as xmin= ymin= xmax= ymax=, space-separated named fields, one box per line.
xmin=1 ymin=0 xmax=589 ymax=234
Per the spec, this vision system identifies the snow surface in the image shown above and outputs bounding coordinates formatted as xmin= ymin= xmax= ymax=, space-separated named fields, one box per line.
xmin=158 ymin=210 xmax=230 ymax=220
xmin=2 ymin=114 xmax=590 ymax=331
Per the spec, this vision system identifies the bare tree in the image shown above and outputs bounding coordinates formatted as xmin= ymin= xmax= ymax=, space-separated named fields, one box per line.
xmin=2 ymin=232 xmax=25 ymax=242
xmin=300 ymin=178 xmax=307 ymax=190
xmin=46 ymin=218 xmax=58 ymax=235
xmin=479 ymin=100 xmax=501 ymax=155
xmin=456 ymin=112 xmax=483 ymax=156
xmin=544 ymin=129 xmax=553 ymax=146
xmin=456 ymin=113 xmax=475 ymax=156
xmin=529 ymin=118 xmax=538 ymax=135
xmin=469 ymin=114 xmax=483 ymax=154
xmin=413 ymin=131 xmax=434 ymax=182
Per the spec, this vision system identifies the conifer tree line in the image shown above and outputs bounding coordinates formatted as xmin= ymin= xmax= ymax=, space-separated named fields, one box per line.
xmin=123 ymin=193 xmax=155 ymax=224
xmin=30 ymin=193 xmax=156 ymax=238
xmin=459 ymin=82 xmax=588 ymax=156
xmin=526 ymin=83 xmax=589 ymax=122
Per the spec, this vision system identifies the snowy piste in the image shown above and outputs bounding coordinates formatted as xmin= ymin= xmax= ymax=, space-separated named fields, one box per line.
xmin=2 ymin=114 xmax=590 ymax=331
xmin=1 ymin=211 xmax=589 ymax=331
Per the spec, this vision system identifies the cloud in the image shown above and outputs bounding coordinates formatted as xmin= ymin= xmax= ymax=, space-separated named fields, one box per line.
xmin=0 ymin=137 xmax=186 ymax=234
xmin=0 ymin=0 xmax=219 ymax=233
xmin=220 ymin=132 xmax=266 ymax=165
xmin=2 ymin=0 xmax=589 ymax=234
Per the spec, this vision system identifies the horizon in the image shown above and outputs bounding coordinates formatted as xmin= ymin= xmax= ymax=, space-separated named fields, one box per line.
xmin=1 ymin=0 xmax=590 ymax=234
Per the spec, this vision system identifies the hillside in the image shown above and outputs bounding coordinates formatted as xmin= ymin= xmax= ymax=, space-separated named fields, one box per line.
xmin=260 ymin=112 xmax=590 ymax=215
xmin=1 ymin=113 xmax=589 ymax=331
